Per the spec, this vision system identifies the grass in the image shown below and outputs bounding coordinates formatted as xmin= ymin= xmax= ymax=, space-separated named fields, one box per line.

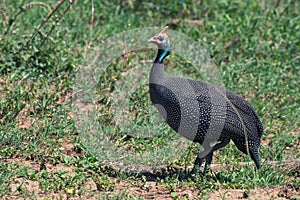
xmin=0 ymin=0 xmax=299 ymax=199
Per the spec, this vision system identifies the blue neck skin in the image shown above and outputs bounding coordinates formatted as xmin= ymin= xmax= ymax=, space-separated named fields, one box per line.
xmin=154 ymin=49 xmax=170 ymax=64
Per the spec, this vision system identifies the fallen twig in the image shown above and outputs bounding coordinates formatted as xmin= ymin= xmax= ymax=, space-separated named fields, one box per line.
xmin=167 ymin=19 xmax=204 ymax=27
xmin=1 ymin=10 xmax=8 ymax=25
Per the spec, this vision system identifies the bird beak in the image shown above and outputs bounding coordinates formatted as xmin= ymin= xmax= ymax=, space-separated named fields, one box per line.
xmin=148 ymin=36 xmax=156 ymax=43
xmin=148 ymin=36 xmax=161 ymax=45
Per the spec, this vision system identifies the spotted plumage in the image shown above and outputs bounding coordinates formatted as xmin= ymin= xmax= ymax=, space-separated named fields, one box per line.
xmin=148 ymin=26 xmax=264 ymax=173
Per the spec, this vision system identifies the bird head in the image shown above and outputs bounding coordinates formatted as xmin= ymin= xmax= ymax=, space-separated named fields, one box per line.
xmin=148 ymin=26 xmax=170 ymax=51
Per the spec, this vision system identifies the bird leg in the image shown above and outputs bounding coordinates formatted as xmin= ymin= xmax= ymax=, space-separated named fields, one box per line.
xmin=191 ymin=146 xmax=211 ymax=174
xmin=191 ymin=157 xmax=203 ymax=174
xmin=203 ymin=151 xmax=213 ymax=174
xmin=192 ymin=138 xmax=230 ymax=174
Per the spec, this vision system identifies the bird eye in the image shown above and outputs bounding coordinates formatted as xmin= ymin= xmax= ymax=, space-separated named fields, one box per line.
xmin=158 ymin=36 xmax=164 ymax=41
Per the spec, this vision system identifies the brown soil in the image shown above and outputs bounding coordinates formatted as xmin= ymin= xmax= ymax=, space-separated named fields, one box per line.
xmin=2 ymin=136 xmax=300 ymax=199
xmin=208 ymin=187 xmax=300 ymax=200
xmin=6 ymin=176 xmax=300 ymax=200
xmin=4 ymin=151 xmax=300 ymax=200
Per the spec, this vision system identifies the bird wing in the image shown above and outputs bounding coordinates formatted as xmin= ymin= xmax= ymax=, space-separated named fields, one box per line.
xmin=167 ymin=77 xmax=263 ymax=139
xmin=225 ymin=90 xmax=264 ymax=138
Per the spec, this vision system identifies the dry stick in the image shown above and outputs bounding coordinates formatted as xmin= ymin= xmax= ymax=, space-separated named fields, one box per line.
xmin=167 ymin=19 xmax=204 ymax=27
xmin=40 ymin=0 xmax=73 ymax=47
xmin=1 ymin=2 xmax=52 ymax=39
xmin=24 ymin=0 xmax=66 ymax=48
xmin=2 ymin=8 xmax=25 ymax=38
xmin=274 ymin=0 xmax=283 ymax=9
xmin=90 ymin=0 xmax=95 ymax=29
xmin=1 ymin=10 xmax=8 ymax=25
xmin=22 ymin=2 xmax=52 ymax=12
xmin=279 ymin=0 xmax=295 ymax=15
xmin=83 ymin=0 xmax=95 ymax=59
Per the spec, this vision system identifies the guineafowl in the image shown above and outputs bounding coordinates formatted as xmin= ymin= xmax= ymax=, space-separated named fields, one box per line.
xmin=148 ymin=26 xmax=264 ymax=173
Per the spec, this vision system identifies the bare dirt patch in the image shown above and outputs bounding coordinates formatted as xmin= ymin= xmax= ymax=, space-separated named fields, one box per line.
xmin=113 ymin=180 xmax=200 ymax=199
xmin=3 ymin=157 xmax=300 ymax=200
xmin=2 ymin=137 xmax=299 ymax=200
xmin=208 ymin=186 xmax=300 ymax=200
xmin=16 ymin=104 xmax=34 ymax=129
